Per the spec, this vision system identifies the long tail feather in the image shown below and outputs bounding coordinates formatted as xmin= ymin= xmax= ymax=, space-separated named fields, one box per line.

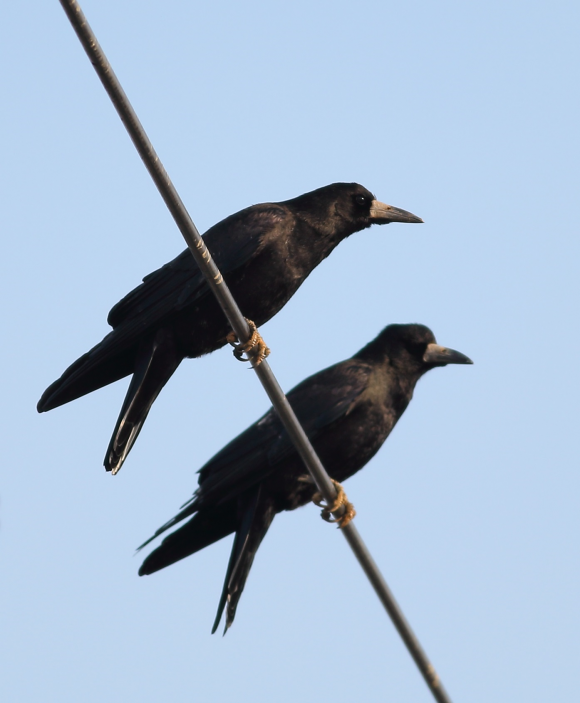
xmin=139 ymin=505 xmax=236 ymax=576
xmin=105 ymin=328 xmax=181 ymax=473
xmin=212 ymin=487 xmax=276 ymax=634
xmin=37 ymin=338 xmax=135 ymax=412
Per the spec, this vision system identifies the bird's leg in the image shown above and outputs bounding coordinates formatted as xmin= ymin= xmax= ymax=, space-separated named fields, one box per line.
xmin=312 ymin=479 xmax=356 ymax=529
xmin=226 ymin=319 xmax=270 ymax=365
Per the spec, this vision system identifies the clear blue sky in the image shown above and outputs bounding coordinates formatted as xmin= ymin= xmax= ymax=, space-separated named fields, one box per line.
xmin=1 ymin=1 xmax=578 ymax=701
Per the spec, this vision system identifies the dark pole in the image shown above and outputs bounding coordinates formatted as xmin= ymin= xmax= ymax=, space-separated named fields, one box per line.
xmin=57 ymin=2 xmax=455 ymax=701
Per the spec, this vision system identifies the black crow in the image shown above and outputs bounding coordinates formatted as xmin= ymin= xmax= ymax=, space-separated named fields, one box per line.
xmin=37 ymin=183 xmax=422 ymax=474
xmin=138 ymin=323 xmax=472 ymax=633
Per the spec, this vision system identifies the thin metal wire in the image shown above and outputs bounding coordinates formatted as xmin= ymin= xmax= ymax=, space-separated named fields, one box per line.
xmin=57 ymin=2 xmax=454 ymax=701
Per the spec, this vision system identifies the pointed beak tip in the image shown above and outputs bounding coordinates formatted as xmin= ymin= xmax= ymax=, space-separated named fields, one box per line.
xmin=423 ymin=344 xmax=473 ymax=366
xmin=448 ymin=352 xmax=474 ymax=366
xmin=370 ymin=201 xmax=423 ymax=224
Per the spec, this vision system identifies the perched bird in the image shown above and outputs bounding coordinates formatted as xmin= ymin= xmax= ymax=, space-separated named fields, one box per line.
xmin=138 ymin=323 xmax=472 ymax=633
xmin=37 ymin=183 xmax=422 ymax=474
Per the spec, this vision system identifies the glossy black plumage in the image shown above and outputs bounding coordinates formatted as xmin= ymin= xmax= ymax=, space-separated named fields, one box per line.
xmin=138 ymin=324 xmax=472 ymax=633
xmin=37 ymin=183 xmax=422 ymax=474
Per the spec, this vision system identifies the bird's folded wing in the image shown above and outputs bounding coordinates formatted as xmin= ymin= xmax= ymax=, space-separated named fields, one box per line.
xmin=138 ymin=361 xmax=371 ymax=547
xmin=193 ymin=361 xmax=372 ymax=508
xmin=107 ymin=205 xmax=287 ymax=328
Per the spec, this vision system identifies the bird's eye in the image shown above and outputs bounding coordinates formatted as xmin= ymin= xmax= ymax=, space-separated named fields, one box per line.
xmin=355 ymin=195 xmax=368 ymax=207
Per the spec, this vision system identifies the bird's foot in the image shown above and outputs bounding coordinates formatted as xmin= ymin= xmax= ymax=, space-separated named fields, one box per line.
xmin=312 ymin=479 xmax=356 ymax=529
xmin=226 ymin=319 xmax=270 ymax=365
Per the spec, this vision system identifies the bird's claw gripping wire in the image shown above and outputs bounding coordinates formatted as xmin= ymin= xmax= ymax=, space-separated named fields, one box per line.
xmin=312 ymin=479 xmax=356 ymax=528
xmin=226 ymin=319 xmax=270 ymax=365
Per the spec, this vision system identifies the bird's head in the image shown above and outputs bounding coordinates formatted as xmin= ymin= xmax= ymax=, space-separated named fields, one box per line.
xmin=340 ymin=184 xmax=424 ymax=228
xmin=357 ymin=323 xmax=473 ymax=379
xmin=286 ymin=183 xmax=423 ymax=240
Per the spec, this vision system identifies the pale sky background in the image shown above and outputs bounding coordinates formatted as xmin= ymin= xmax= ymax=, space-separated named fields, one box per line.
xmin=1 ymin=1 xmax=579 ymax=701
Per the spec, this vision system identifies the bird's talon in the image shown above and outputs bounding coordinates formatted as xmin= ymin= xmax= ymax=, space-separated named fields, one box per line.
xmin=227 ymin=319 xmax=270 ymax=365
xmin=312 ymin=479 xmax=356 ymax=529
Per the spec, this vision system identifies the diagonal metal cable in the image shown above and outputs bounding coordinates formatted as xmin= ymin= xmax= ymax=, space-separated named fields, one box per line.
xmin=57 ymin=2 xmax=454 ymax=701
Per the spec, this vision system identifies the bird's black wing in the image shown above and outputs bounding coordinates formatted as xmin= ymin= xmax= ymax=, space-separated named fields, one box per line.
xmin=136 ymin=405 xmax=286 ymax=551
xmin=193 ymin=360 xmax=372 ymax=508
xmin=39 ymin=205 xmax=290 ymax=407
xmin=138 ymin=360 xmax=370 ymax=550
xmin=137 ymin=360 xmax=371 ymax=551
xmin=107 ymin=205 xmax=288 ymax=329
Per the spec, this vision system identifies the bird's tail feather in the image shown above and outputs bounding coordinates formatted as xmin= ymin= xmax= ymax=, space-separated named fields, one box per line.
xmin=138 ymin=504 xmax=237 ymax=576
xmin=37 ymin=334 xmax=136 ymax=412
xmin=104 ymin=328 xmax=181 ymax=474
xmin=212 ymin=486 xmax=276 ymax=634
xmin=136 ymin=495 xmax=202 ymax=552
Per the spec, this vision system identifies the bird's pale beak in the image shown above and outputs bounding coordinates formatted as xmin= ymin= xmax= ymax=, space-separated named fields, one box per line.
xmin=423 ymin=343 xmax=473 ymax=365
xmin=369 ymin=200 xmax=423 ymax=224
